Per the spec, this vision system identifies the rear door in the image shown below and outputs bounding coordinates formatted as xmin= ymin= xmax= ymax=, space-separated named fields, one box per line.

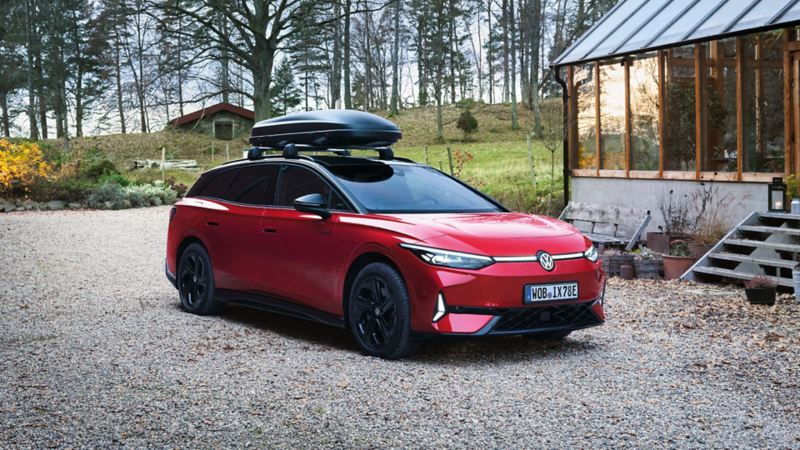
xmin=260 ymin=164 xmax=352 ymax=314
xmin=196 ymin=164 xmax=278 ymax=292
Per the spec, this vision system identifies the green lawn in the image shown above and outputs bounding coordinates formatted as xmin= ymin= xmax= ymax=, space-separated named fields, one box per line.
xmin=44 ymin=104 xmax=565 ymax=214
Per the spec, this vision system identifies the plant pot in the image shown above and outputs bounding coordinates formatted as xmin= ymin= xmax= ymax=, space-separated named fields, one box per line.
xmin=602 ymin=254 xmax=635 ymax=277
xmin=745 ymin=287 xmax=776 ymax=305
xmin=688 ymin=242 xmax=712 ymax=258
xmin=662 ymin=255 xmax=697 ymax=280
xmin=634 ymin=257 xmax=662 ymax=280
xmin=646 ymin=232 xmax=670 ymax=254
xmin=620 ymin=264 xmax=635 ymax=280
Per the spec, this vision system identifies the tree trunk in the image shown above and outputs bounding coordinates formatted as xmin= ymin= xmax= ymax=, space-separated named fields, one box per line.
xmin=35 ymin=48 xmax=47 ymax=139
xmin=448 ymin=0 xmax=456 ymax=104
xmin=531 ymin=0 xmax=543 ymax=137
xmin=114 ymin=40 xmax=126 ymax=134
xmin=220 ymin=14 xmax=230 ymax=104
xmin=389 ymin=0 xmax=401 ymax=114
xmin=487 ymin=0 xmax=494 ymax=104
xmin=25 ymin=0 xmax=39 ymax=140
xmin=344 ymin=0 xmax=352 ymax=109
xmin=332 ymin=1 xmax=342 ymax=108
xmin=1 ymin=93 xmax=10 ymax=137
xmin=501 ymin=0 xmax=509 ymax=103
xmin=510 ymin=0 xmax=518 ymax=129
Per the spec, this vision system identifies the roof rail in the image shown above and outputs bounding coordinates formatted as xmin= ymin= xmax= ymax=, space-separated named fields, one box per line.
xmin=247 ymin=144 xmax=395 ymax=161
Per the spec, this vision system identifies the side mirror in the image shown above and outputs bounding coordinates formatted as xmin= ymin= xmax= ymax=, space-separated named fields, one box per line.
xmin=293 ymin=193 xmax=331 ymax=219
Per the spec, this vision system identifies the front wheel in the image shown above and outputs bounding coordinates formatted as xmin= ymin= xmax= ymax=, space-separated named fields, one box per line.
xmin=347 ymin=262 xmax=420 ymax=359
xmin=178 ymin=243 xmax=223 ymax=315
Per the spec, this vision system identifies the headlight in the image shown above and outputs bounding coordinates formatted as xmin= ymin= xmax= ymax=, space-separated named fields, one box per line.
xmin=399 ymin=243 xmax=495 ymax=269
xmin=584 ymin=245 xmax=599 ymax=263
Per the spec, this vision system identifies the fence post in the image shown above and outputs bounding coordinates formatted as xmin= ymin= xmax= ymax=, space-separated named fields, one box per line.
xmin=527 ymin=134 xmax=536 ymax=187
xmin=160 ymin=146 xmax=166 ymax=182
xmin=424 ymin=145 xmax=429 ymax=165
xmin=211 ymin=143 xmax=215 ymax=164
xmin=225 ymin=144 xmax=230 ymax=161
xmin=447 ymin=147 xmax=454 ymax=175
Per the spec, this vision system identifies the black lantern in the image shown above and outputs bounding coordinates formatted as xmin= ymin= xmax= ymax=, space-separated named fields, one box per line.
xmin=768 ymin=177 xmax=787 ymax=212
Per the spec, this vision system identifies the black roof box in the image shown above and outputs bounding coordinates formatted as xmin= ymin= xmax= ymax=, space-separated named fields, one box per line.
xmin=249 ymin=109 xmax=401 ymax=149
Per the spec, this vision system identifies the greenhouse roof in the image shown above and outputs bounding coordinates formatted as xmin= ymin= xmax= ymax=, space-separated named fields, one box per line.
xmin=552 ymin=0 xmax=800 ymax=67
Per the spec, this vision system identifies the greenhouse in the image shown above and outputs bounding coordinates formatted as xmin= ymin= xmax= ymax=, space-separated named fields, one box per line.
xmin=552 ymin=0 xmax=800 ymax=227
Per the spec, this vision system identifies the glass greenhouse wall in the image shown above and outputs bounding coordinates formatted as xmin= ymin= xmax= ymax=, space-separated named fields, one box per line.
xmin=565 ymin=28 xmax=795 ymax=183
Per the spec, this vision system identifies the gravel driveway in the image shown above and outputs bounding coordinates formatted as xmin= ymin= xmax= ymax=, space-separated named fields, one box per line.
xmin=1 ymin=207 xmax=798 ymax=448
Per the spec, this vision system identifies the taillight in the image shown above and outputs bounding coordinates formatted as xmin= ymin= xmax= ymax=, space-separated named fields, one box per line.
xmin=169 ymin=206 xmax=177 ymax=222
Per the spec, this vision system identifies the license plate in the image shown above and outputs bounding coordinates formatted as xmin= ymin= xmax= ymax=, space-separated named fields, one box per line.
xmin=524 ymin=282 xmax=579 ymax=303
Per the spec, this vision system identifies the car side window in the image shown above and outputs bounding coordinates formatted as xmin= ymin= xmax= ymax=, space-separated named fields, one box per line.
xmin=193 ymin=168 xmax=239 ymax=199
xmin=275 ymin=165 xmax=349 ymax=211
xmin=228 ymin=164 xmax=279 ymax=205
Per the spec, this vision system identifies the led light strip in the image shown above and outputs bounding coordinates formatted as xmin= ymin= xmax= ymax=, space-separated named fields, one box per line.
xmin=492 ymin=252 xmax=584 ymax=263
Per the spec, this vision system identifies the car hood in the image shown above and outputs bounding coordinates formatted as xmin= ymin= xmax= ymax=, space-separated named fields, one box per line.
xmin=364 ymin=212 xmax=585 ymax=255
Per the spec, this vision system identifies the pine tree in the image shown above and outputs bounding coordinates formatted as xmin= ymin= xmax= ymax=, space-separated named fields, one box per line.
xmin=270 ymin=59 xmax=301 ymax=117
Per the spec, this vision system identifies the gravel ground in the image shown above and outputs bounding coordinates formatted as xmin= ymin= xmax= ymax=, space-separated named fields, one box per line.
xmin=1 ymin=206 xmax=799 ymax=448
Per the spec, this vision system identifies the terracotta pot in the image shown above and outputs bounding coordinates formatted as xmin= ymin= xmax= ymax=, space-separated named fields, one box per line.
xmin=745 ymin=287 xmax=776 ymax=306
xmin=646 ymin=232 xmax=670 ymax=254
xmin=662 ymin=255 xmax=697 ymax=280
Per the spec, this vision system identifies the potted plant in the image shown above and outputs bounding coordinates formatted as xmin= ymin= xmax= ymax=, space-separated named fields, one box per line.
xmin=662 ymin=240 xmax=697 ymax=280
xmin=744 ymin=276 xmax=777 ymax=305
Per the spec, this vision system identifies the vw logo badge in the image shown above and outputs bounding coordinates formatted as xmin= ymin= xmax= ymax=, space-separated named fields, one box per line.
xmin=537 ymin=251 xmax=555 ymax=271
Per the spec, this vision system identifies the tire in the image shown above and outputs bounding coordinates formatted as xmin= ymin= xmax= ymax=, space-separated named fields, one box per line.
xmin=177 ymin=243 xmax=223 ymax=315
xmin=528 ymin=330 xmax=572 ymax=341
xmin=347 ymin=262 xmax=420 ymax=359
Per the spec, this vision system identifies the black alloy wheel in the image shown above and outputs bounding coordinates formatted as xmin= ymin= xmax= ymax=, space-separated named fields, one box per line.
xmin=348 ymin=262 xmax=419 ymax=359
xmin=178 ymin=243 xmax=222 ymax=315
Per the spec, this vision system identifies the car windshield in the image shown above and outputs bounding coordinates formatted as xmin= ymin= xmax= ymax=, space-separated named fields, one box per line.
xmin=327 ymin=163 xmax=502 ymax=213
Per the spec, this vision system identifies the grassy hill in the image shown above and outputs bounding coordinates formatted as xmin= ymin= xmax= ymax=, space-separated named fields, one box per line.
xmin=48 ymin=103 xmax=564 ymax=214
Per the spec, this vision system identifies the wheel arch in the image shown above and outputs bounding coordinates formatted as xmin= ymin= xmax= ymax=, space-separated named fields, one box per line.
xmin=176 ymin=235 xmax=207 ymax=270
xmin=342 ymin=251 xmax=406 ymax=324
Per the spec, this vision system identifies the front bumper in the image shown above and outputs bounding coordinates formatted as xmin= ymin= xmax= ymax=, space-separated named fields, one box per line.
xmin=443 ymin=297 xmax=605 ymax=336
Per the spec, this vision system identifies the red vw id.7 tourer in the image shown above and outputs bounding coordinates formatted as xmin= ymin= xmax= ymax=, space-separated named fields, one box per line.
xmin=166 ymin=111 xmax=605 ymax=359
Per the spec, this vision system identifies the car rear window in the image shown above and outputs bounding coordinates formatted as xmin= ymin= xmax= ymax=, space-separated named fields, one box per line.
xmin=227 ymin=165 xmax=279 ymax=205
xmin=192 ymin=168 xmax=239 ymax=199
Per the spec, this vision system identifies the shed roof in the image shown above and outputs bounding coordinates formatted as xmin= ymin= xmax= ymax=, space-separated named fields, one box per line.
xmin=552 ymin=0 xmax=800 ymax=67
xmin=167 ymin=103 xmax=254 ymax=127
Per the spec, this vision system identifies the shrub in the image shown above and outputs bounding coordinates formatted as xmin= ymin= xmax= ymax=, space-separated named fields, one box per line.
xmin=122 ymin=181 xmax=177 ymax=207
xmin=668 ymin=240 xmax=691 ymax=257
xmin=87 ymin=182 xmax=126 ymax=209
xmin=456 ymin=110 xmax=478 ymax=141
xmin=0 ymin=139 xmax=52 ymax=193
xmin=98 ymin=171 xmax=131 ymax=187
xmin=84 ymin=158 xmax=118 ymax=181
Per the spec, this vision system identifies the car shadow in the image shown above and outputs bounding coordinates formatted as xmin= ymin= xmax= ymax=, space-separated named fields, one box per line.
xmin=215 ymin=304 xmax=357 ymax=352
xmin=411 ymin=335 xmax=601 ymax=366
xmin=171 ymin=301 xmax=600 ymax=363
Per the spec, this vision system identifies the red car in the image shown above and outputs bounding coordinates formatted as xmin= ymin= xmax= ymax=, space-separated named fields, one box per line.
xmin=166 ymin=111 xmax=605 ymax=359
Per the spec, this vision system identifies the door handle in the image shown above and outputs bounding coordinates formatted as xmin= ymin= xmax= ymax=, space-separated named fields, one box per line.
xmin=206 ymin=221 xmax=219 ymax=227
xmin=262 ymin=227 xmax=278 ymax=234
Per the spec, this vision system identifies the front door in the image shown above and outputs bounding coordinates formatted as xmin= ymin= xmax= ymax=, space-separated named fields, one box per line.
xmin=260 ymin=164 xmax=351 ymax=315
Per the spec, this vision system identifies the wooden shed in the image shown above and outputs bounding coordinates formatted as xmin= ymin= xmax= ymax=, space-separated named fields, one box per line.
xmin=167 ymin=103 xmax=255 ymax=140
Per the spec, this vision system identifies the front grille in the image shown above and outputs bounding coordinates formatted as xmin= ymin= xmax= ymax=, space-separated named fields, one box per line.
xmin=491 ymin=301 xmax=602 ymax=333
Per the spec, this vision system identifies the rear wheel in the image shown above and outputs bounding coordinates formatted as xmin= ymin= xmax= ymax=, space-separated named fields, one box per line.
xmin=347 ymin=262 xmax=420 ymax=359
xmin=178 ymin=243 xmax=223 ymax=315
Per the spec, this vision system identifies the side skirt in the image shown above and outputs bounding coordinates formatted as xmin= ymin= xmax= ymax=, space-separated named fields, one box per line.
xmin=214 ymin=288 xmax=346 ymax=329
